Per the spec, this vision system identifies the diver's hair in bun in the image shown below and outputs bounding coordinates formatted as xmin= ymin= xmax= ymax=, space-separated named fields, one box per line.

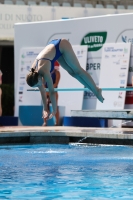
xmin=26 ymin=68 xmax=39 ymax=87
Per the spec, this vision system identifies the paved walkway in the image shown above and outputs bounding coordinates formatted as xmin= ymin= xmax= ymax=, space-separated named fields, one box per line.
xmin=0 ymin=126 xmax=133 ymax=145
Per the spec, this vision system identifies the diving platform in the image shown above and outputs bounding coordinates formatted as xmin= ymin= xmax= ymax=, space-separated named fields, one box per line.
xmin=71 ymin=110 xmax=133 ymax=120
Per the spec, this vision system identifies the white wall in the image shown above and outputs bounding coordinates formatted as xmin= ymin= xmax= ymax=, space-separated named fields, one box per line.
xmin=0 ymin=4 xmax=124 ymax=40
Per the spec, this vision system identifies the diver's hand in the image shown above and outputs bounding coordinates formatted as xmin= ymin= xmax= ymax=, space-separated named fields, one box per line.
xmin=42 ymin=111 xmax=55 ymax=120
xmin=48 ymin=112 xmax=55 ymax=120
xmin=42 ymin=110 xmax=49 ymax=120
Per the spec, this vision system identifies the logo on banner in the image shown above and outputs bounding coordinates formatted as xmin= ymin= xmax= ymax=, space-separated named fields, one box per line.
xmin=27 ymin=66 xmax=31 ymax=71
xmin=21 ymin=54 xmax=25 ymax=58
xmin=26 ymin=51 xmax=38 ymax=57
xmin=81 ymin=32 xmax=107 ymax=51
xmin=86 ymin=63 xmax=100 ymax=71
xmin=19 ymin=96 xmax=23 ymax=102
xmin=122 ymin=35 xmax=133 ymax=44
xmin=84 ymin=91 xmax=96 ymax=99
xmin=112 ymin=55 xmax=116 ymax=58
xmin=104 ymin=47 xmax=123 ymax=52
xmin=120 ymin=80 xmax=125 ymax=84
xmin=124 ymin=48 xmax=128 ymax=53
xmin=19 ymin=87 xmax=23 ymax=91
xmin=76 ymin=49 xmax=85 ymax=58
xmin=113 ymin=60 xmax=120 ymax=65
xmin=113 ymin=101 xmax=122 ymax=107
xmin=118 ymin=92 xmax=123 ymax=99
xmin=123 ymin=60 xmax=128 ymax=64
xmin=19 ymin=81 xmax=25 ymax=85
xmin=21 ymin=67 xmax=24 ymax=71
xmin=119 ymin=72 xmax=126 ymax=77
xmin=121 ymin=67 xmax=126 ymax=70
xmin=116 ymin=30 xmax=133 ymax=44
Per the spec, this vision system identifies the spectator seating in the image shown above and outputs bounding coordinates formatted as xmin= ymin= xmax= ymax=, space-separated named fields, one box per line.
xmin=1 ymin=0 xmax=133 ymax=10
xmin=39 ymin=1 xmax=48 ymax=6
xmin=106 ymin=4 xmax=115 ymax=9
xmin=117 ymin=5 xmax=125 ymax=9
xmin=4 ymin=0 xmax=13 ymax=4
xmin=127 ymin=5 xmax=133 ymax=9
xmin=16 ymin=0 xmax=25 ymax=5
xmin=95 ymin=4 xmax=104 ymax=8
xmin=51 ymin=1 xmax=60 ymax=6
xmin=28 ymin=0 xmax=36 ymax=5
xmin=62 ymin=2 xmax=71 ymax=7
xmin=73 ymin=2 xmax=82 ymax=7
xmin=84 ymin=3 xmax=93 ymax=8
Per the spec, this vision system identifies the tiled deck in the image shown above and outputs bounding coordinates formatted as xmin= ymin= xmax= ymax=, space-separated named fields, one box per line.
xmin=0 ymin=126 xmax=133 ymax=145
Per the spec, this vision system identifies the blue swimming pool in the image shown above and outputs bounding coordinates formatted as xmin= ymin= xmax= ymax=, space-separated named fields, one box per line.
xmin=0 ymin=144 xmax=133 ymax=199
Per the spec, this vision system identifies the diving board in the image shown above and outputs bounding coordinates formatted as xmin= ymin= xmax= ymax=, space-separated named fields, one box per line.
xmin=71 ymin=110 xmax=133 ymax=120
xmin=27 ymin=87 xmax=133 ymax=92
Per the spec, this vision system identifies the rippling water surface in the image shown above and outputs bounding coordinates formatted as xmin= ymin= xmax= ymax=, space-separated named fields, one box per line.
xmin=0 ymin=144 xmax=133 ymax=199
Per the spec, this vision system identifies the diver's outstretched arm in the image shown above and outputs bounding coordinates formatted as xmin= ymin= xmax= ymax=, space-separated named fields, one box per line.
xmin=43 ymin=70 xmax=57 ymax=117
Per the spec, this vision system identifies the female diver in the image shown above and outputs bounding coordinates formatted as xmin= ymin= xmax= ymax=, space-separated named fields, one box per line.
xmin=26 ymin=39 xmax=104 ymax=121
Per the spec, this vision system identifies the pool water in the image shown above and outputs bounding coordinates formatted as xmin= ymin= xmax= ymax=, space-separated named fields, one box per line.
xmin=0 ymin=144 xmax=133 ymax=199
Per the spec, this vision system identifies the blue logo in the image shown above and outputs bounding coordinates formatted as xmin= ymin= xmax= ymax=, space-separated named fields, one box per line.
xmin=122 ymin=35 xmax=133 ymax=44
xmin=122 ymin=36 xmax=127 ymax=43
xmin=19 ymin=87 xmax=23 ymax=91
xmin=120 ymin=80 xmax=125 ymax=84
xmin=84 ymin=91 xmax=96 ymax=99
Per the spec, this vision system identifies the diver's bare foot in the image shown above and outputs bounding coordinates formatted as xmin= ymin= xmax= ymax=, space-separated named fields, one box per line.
xmin=42 ymin=122 xmax=47 ymax=126
xmin=97 ymin=88 xmax=104 ymax=103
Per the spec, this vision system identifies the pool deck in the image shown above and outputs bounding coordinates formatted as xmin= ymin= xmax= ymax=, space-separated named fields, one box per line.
xmin=0 ymin=126 xmax=133 ymax=145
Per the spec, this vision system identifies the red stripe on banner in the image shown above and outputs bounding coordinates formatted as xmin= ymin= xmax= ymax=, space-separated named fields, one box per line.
xmin=125 ymin=84 xmax=133 ymax=104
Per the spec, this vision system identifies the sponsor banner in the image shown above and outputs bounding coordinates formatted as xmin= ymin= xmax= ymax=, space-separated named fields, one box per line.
xmin=81 ymin=31 xmax=108 ymax=109
xmin=116 ymin=31 xmax=133 ymax=101
xmin=16 ymin=47 xmax=43 ymax=111
xmin=97 ymin=43 xmax=131 ymax=107
xmin=96 ymin=43 xmax=131 ymax=127
xmin=117 ymin=30 xmax=133 ymax=127
xmin=81 ymin=32 xmax=107 ymax=52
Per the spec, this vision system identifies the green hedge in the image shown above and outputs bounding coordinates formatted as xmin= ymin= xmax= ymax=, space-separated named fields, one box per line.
xmin=0 ymin=84 xmax=14 ymax=116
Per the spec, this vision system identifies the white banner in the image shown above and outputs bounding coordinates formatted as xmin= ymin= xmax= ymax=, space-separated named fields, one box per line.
xmin=17 ymin=47 xmax=43 ymax=108
xmin=96 ymin=43 xmax=131 ymax=127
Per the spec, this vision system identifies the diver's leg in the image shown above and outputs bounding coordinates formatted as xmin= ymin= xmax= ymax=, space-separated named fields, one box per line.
xmin=60 ymin=39 xmax=104 ymax=102
xmin=59 ymin=40 xmax=104 ymax=102
xmin=55 ymin=92 xmax=59 ymax=125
